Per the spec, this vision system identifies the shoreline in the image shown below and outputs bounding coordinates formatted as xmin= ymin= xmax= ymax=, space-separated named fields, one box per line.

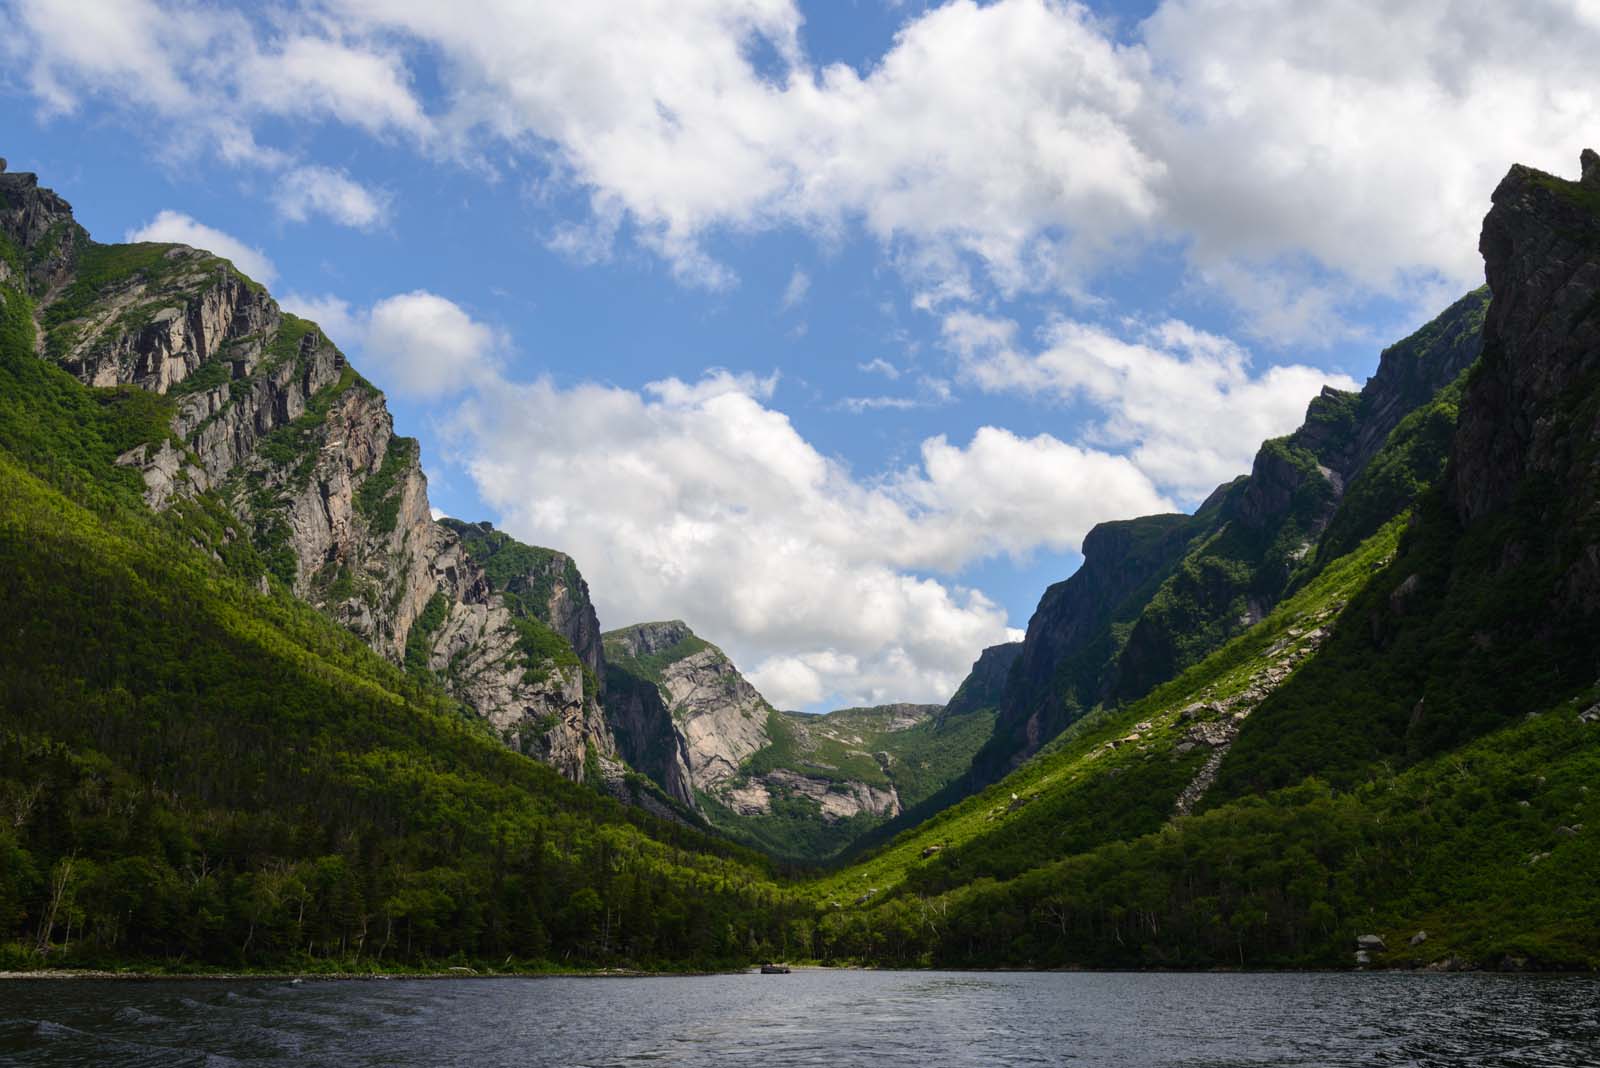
xmin=3 ymin=963 xmax=1594 ymax=981
xmin=0 ymin=967 xmax=741 ymax=982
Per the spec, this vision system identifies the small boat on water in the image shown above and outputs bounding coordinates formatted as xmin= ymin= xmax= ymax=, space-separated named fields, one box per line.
xmin=760 ymin=963 xmax=791 ymax=974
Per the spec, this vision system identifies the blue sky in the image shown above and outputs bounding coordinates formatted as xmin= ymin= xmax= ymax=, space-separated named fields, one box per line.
xmin=3 ymin=0 xmax=1595 ymax=710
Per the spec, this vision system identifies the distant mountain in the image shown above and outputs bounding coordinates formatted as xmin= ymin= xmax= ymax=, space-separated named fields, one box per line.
xmin=603 ymin=621 xmax=999 ymax=860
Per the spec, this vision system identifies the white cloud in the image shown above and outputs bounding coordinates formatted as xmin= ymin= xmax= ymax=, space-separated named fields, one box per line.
xmin=858 ymin=357 xmax=902 ymax=380
xmin=236 ymin=35 xmax=429 ymax=138
xmin=780 ymin=267 xmax=810 ymax=311
xmin=445 ymin=365 xmax=1166 ymax=709
xmin=949 ymin=311 xmax=1360 ymax=501
xmin=281 ymin=290 xmax=502 ymax=397
xmin=14 ymin=0 xmax=1600 ymax=327
xmin=6 ymin=0 xmax=416 ymax=229
xmin=273 ymin=165 xmax=390 ymax=228
xmin=835 ymin=374 xmax=953 ymax=414
xmin=124 ymin=210 xmax=277 ymax=284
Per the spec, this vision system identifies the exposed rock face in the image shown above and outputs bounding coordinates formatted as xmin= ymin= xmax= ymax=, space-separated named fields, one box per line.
xmin=961 ymin=287 xmax=1492 ymax=787
xmin=603 ymin=621 xmax=977 ymax=855
xmin=604 ymin=666 xmax=697 ymax=808
xmin=2 ymin=167 xmax=622 ymax=788
xmin=605 ymin=621 xmax=772 ymax=791
xmin=1459 ymin=156 xmax=1600 ymax=522
xmin=942 ymin=642 xmax=1021 ymax=720
xmin=970 ymin=512 xmax=1201 ymax=780
xmin=1453 ymin=153 xmax=1600 ymax=620
xmin=0 ymin=170 xmax=80 ymax=292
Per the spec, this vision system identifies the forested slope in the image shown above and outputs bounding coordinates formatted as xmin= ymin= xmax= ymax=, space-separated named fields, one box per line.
xmin=0 ymin=190 xmax=800 ymax=974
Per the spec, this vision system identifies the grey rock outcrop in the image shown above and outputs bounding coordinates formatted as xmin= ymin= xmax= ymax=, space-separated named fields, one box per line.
xmin=2 ymin=166 xmax=623 ymax=788
xmin=605 ymin=621 xmax=773 ymax=791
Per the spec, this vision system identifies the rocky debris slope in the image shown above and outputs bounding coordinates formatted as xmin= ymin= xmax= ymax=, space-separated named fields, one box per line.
xmin=1170 ymin=621 xmax=1334 ymax=816
xmin=0 ymin=165 xmax=622 ymax=787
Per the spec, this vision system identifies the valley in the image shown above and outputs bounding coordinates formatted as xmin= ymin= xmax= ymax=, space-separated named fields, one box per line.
xmin=1 ymin=147 xmax=1597 ymax=974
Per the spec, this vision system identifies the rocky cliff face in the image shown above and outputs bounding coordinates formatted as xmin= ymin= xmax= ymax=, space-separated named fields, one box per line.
xmin=1456 ymin=151 xmax=1600 ymax=614
xmin=939 ymin=641 xmax=1021 ymax=720
xmin=604 ymin=621 xmax=772 ymax=792
xmin=965 ymin=284 xmax=1492 ymax=783
xmin=602 ymin=621 xmax=990 ymax=858
xmin=969 ymin=512 xmax=1203 ymax=779
xmin=1 ymin=166 xmax=622 ymax=788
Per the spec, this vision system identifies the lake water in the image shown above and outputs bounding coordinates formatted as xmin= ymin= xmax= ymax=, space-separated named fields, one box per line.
xmin=2 ymin=970 xmax=1597 ymax=1066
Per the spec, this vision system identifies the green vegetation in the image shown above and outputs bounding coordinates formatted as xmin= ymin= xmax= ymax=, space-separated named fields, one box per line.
xmin=438 ymin=519 xmax=594 ymax=698
xmin=0 ymin=288 xmax=801 ymax=972
xmin=355 ymin=434 xmax=417 ymax=536
xmin=605 ymin=632 xmax=712 ymax=687
xmin=1314 ymin=373 xmax=1466 ymax=564
xmin=41 ymin=242 xmax=179 ymax=329
xmin=403 ymin=591 xmax=450 ymax=677
xmin=801 ymin=514 xmax=1600 ymax=968
xmin=4 ymin=173 xmax=1596 ymax=977
xmin=712 ymin=704 xmax=999 ymax=865
xmin=0 ymin=284 xmax=175 ymax=515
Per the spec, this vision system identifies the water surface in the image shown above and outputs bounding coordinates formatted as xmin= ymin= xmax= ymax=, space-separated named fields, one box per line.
xmin=2 ymin=970 xmax=1596 ymax=1066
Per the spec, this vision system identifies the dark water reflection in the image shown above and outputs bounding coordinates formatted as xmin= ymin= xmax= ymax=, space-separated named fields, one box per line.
xmin=2 ymin=970 xmax=1597 ymax=1066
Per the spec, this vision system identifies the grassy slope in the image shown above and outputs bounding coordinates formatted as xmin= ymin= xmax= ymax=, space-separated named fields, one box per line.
xmin=807 ymin=518 xmax=1402 ymax=908
xmin=806 ymin=506 xmax=1600 ymax=967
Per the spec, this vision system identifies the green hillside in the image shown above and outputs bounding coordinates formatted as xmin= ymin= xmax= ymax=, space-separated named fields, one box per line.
xmin=0 ymin=256 xmax=798 ymax=974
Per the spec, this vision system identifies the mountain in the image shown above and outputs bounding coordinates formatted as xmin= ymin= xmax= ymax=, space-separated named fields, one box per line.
xmin=603 ymin=621 xmax=1000 ymax=860
xmin=0 ymin=162 xmax=791 ymax=971
xmin=5 ymin=147 xmax=1597 ymax=974
xmin=964 ymin=285 xmax=1491 ymax=783
xmin=0 ymin=163 xmax=642 ymax=797
xmin=805 ymin=151 xmax=1600 ymax=970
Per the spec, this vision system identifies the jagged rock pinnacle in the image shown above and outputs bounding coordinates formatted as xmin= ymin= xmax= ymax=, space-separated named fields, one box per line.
xmin=1581 ymin=148 xmax=1600 ymax=187
xmin=0 ymin=158 xmax=7 ymax=174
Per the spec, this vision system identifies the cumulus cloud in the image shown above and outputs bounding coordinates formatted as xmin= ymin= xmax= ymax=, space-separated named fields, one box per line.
xmin=948 ymin=312 xmax=1359 ymax=501
xmin=6 ymin=0 xmax=414 ymax=227
xmin=442 ymin=363 xmax=1164 ymax=709
xmin=13 ymin=0 xmax=1600 ymax=325
xmin=124 ymin=210 xmax=277 ymax=284
xmin=281 ymin=291 xmax=503 ymax=397
xmin=272 ymin=165 xmax=390 ymax=228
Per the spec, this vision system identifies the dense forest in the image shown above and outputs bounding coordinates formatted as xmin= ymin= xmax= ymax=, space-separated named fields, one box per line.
xmin=0 ymin=264 xmax=805 ymax=973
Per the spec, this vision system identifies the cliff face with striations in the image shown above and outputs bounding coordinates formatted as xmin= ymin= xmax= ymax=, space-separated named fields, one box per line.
xmin=961 ymin=284 xmax=1491 ymax=785
xmin=602 ymin=621 xmax=996 ymax=859
xmin=0 ymin=165 xmax=623 ymax=788
xmin=1454 ymin=150 xmax=1600 ymax=614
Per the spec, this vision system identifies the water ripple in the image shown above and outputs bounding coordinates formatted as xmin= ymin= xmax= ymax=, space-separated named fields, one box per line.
xmin=1 ymin=971 xmax=1597 ymax=1067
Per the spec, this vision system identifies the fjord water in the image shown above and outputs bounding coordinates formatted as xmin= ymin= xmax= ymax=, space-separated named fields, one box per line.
xmin=3 ymin=971 xmax=1597 ymax=1067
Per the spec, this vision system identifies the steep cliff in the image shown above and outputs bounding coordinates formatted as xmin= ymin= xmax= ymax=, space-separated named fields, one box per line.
xmin=0 ymin=165 xmax=621 ymax=787
xmin=428 ymin=519 xmax=619 ymax=782
xmin=955 ymin=286 xmax=1491 ymax=786
xmin=1210 ymin=149 xmax=1600 ymax=802
xmin=602 ymin=621 xmax=996 ymax=859
xmin=967 ymin=513 xmax=1204 ymax=782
